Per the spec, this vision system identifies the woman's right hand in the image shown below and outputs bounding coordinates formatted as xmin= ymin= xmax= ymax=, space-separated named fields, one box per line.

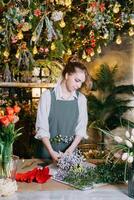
xmin=49 ymin=150 xmax=61 ymax=162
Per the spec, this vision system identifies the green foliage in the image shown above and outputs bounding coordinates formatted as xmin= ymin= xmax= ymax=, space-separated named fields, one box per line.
xmin=88 ymin=64 xmax=134 ymax=130
xmin=92 ymin=162 xmax=127 ymax=183
xmin=63 ymin=162 xmax=127 ymax=189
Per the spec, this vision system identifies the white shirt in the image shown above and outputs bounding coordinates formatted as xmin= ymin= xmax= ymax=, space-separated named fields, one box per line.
xmin=35 ymin=80 xmax=88 ymax=140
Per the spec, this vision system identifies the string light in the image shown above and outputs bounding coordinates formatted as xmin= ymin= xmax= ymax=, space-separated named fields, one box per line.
xmin=116 ymin=35 xmax=122 ymax=44
xmin=128 ymin=27 xmax=134 ymax=36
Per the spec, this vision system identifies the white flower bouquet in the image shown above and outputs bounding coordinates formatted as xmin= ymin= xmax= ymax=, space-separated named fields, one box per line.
xmin=98 ymin=128 xmax=134 ymax=164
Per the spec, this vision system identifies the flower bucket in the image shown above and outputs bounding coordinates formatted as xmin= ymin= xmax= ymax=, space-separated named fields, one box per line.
xmin=128 ymin=162 xmax=134 ymax=198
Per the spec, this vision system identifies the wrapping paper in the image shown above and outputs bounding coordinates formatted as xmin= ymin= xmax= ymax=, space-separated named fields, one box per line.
xmin=15 ymin=167 xmax=51 ymax=183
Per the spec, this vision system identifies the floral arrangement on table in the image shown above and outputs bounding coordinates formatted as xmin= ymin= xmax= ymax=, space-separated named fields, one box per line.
xmin=0 ymin=0 xmax=133 ymax=77
xmin=0 ymin=104 xmax=22 ymax=178
xmin=54 ymin=150 xmax=94 ymax=189
xmin=53 ymin=149 xmax=126 ymax=190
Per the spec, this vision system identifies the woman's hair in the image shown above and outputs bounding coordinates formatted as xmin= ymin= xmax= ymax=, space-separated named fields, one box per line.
xmin=62 ymin=60 xmax=92 ymax=90
xmin=62 ymin=61 xmax=87 ymax=77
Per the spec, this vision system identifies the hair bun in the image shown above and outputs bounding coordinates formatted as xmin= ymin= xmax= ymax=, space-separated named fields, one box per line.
xmin=67 ymin=54 xmax=80 ymax=63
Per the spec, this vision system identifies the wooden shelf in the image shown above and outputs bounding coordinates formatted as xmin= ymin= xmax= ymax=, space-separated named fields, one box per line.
xmin=0 ymin=82 xmax=55 ymax=88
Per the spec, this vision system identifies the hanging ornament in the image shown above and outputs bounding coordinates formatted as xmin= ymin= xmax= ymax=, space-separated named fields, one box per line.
xmin=51 ymin=42 xmax=56 ymax=50
xmin=33 ymin=46 xmax=38 ymax=54
xmin=129 ymin=14 xmax=134 ymax=25
xmin=65 ymin=0 xmax=72 ymax=8
xmin=97 ymin=46 xmax=101 ymax=54
xmin=128 ymin=27 xmax=134 ymax=36
xmin=31 ymin=35 xmax=37 ymax=42
xmin=82 ymin=51 xmax=87 ymax=59
xmin=59 ymin=19 xmax=66 ymax=28
xmin=103 ymin=33 xmax=109 ymax=39
xmin=15 ymin=50 xmax=20 ymax=59
xmin=3 ymin=50 xmax=9 ymax=58
xmin=17 ymin=31 xmax=23 ymax=40
xmin=116 ymin=35 xmax=122 ymax=44
xmin=90 ymin=50 xmax=95 ymax=57
xmin=67 ymin=49 xmax=72 ymax=55
xmin=86 ymin=56 xmax=91 ymax=62
xmin=113 ymin=2 xmax=120 ymax=14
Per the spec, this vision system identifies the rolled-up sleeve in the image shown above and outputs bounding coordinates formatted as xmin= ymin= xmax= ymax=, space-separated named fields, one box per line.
xmin=35 ymin=90 xmax=51 ymax=140
xmin=75 ymin=93 xmax=88 ymax=139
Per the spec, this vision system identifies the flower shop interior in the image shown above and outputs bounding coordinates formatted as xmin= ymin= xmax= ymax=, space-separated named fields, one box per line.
xmin=0 ymin=0 xmax=134 ymax=199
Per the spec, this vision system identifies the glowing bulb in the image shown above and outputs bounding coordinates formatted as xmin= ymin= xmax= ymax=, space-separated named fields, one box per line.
xmin=90 ymin=50 xmax=95 ymax=57
xmin=33 ymin=46 xmax=38 ymax=54
xmin=67 ymin=49 xmax=72 ymax=55
xmin=97 ymin=46 xmax=101 ymax=54
xmin=103 ymin=33 xmax=109 ymax=39
xmin=3 ymin=50 xmax=9 ymax=58
xmin=116 ymin=35 xmax=122 ymax=45
xmin=51 ymin=43 xmax=56 ymax=50
xmin=82 ymin=51 xmax=87 ymax=59
xmin=59 ymin=19 xmax=66 ymax=28
xmin=129 ymin=27 xmax=134 ymax=36
xmin=15 ymin=50 xmax=20 ymax=59
xmin=31 ymin=35 xmax=37 ymax=42
xmin=17 ymin=31 xmax=23 ymax=40
xmin=113 ymin=2 xmax=120 ymax=14
xmin=130 ymin=14 xmax=134 ymax=25
xmin=86 ymin=56 xmax=91 ymax=62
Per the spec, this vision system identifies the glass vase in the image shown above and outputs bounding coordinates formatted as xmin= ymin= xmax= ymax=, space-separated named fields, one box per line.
xmin=0 ymin=143 xmax=14 ymax=179
xmin=128 ymin=162 xmax=134 ymax=198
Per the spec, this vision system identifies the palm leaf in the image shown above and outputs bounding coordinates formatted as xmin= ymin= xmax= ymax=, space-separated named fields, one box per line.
xmin=95 ymin=64 xmax=117 ymax=92
xmin=112 ymin=85 xmax=134 ymax=95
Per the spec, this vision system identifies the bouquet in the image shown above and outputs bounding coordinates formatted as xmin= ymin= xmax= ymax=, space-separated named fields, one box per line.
xmin=0 ymin=105 xmax=22 ymax=178
xmin=98 ymin=128 xmax=134 ymax=164
xmin=54 ymin=150 xmax=94 ymax=190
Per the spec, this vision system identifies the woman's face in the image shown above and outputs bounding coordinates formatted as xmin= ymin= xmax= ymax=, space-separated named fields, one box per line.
xmin=65 ymin=68 xmax=86 ymax=93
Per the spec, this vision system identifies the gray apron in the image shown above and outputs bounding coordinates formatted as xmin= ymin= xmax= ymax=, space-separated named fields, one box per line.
xmin=37 ymin=89 xmax=79 ymax=160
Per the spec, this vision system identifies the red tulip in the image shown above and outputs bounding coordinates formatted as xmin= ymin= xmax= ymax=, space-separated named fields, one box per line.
xmin=6 ymin=107 xmax=14 ymax=115
xmin=7 ymin=114 xmax=15 ymax=122
xmin=0 ymin=116 xmax=10 ymax=126
xmin=13 ymin=105 xmax=21 ymax=113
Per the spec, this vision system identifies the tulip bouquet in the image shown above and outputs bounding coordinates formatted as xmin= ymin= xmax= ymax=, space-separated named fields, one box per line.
xmin=98 ymin=128 xmax=134 ymax=164
xmin=0 ymin=105 xmax=22 ymax=178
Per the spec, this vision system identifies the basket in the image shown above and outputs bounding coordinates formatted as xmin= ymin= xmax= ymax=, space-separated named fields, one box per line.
xmin=78 ymin=143 xmax=106 ymax=165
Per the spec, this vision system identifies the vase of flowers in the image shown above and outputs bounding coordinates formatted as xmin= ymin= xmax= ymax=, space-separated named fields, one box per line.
xmin=0 ymin=105 xmax=22 ymax=196
xmin=98 ymin=127 xmax=134 ymax=198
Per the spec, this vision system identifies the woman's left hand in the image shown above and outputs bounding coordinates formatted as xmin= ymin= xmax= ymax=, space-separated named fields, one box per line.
xmin=64 ymin=147 xmax=74 ymax=155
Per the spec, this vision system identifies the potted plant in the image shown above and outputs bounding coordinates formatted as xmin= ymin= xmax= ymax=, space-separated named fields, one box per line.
xmin=87 ymin=63 xmax=134 ymax=149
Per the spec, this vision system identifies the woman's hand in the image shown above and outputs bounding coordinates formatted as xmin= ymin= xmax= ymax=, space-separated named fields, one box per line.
xmin=49 ymin=150 xmax=61 ymax=162
xmin=64 ymin=147 xmax=74 ymax=155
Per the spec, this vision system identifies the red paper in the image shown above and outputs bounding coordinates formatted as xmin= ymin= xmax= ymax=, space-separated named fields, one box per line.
xmin=16 ymin=167 xmax=51 ymax=183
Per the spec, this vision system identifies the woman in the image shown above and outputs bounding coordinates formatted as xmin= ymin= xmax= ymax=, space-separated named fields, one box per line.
xmin=35 ymin=60 xmax=91 ymax=162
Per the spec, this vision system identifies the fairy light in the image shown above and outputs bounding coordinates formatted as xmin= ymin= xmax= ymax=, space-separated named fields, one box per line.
xmin=116 ymin=35 xmax=122 ymax=44
xmin=129 ymin=27 xmax=134 ymax=36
